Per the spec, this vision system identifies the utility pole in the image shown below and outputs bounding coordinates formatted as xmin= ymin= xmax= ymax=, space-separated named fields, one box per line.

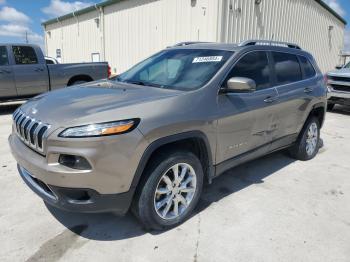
xmin=25 ymin=31 xmax=28 ymax=43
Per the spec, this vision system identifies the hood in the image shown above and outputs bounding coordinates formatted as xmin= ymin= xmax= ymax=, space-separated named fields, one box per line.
xmin=19 ymin=80 xmax=182 ymax=127
xmin=327 ymin=68 xmax=350 ymax=77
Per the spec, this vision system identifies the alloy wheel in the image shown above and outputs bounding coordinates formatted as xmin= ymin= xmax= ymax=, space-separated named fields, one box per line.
xmin=306 ymin=122 xmax=318 ymax=156
xmin=154 ymin=163 xmax=197 ymax=220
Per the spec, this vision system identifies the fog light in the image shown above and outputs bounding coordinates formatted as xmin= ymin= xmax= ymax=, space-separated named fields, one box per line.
xmin=59 ymin=155 xmax=92 ymax=170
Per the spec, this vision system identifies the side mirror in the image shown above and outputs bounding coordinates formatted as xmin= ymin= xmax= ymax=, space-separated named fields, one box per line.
xmin=225 ymin=77 xmax=256 ymax=92
xmin=335 ymin=65 xmax=343 ymax=70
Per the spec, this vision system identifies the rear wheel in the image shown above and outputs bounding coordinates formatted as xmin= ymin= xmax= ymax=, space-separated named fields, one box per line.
xmin=289 ymin=117 xmax=320 ymax=161
xmin=132 ymin=151 xmax=203 ymax=230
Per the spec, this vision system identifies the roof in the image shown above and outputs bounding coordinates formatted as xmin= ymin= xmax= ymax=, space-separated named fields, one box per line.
xmin=41 ymin=0 xmax=347 ymax=26
xmin=314 ymin=0 xmax=347 ymax=25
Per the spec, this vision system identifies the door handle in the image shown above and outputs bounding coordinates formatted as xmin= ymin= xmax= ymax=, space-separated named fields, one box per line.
xmin=264 ymin=96 xmax=278 ymax=103
xmin=34 ymin=68 xmax=44 ymax=72
xmin=304 ymin=87 xmax=313 ymax=93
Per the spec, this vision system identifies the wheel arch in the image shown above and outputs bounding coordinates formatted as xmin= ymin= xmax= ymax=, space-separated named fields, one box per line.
xmin=307 ymin=102 xmax=326 ymax=128
xmin=130 ymin=131 xmax=214 ymax=196
xmin=67 ymin=75 xmax=94 ymax=86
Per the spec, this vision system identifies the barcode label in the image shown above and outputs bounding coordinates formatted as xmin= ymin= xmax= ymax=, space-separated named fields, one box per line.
xmin=192 ymin=56 xmax=223 ymax=63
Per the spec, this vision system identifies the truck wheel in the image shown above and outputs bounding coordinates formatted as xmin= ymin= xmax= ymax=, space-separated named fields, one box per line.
xmin=327 ymin=103 xmax=335 ymax=111
xmin=289 ymin=117 xmax=320 ymax=161
xmin=132 ymin=151 xmax=204 ymax=230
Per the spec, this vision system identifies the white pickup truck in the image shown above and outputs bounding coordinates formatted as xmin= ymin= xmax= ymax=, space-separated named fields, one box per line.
xmin=0 ymin=43 xmax=109 ymax=101
xmin=327 ymin=62 xmax=350 ymax=110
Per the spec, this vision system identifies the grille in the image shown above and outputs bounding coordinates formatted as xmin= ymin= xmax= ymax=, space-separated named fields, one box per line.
xmin=12 ymin=109 xmax=50 ymax=155
xmin=328 ymin=76 xmax=350 ymax=82
xmin=330 ymin=84 xmax=350 ymax=92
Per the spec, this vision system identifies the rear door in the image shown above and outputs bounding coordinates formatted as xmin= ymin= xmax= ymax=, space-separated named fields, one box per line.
xmin=11 ymin=45 xmax=49 ymax=96
xmin=270 ymin=51 xmax=314 ymax=146
xmin=216 ymin=51 xmax=279 ymax=163
xmin=0 ymin=45 xmax=16 ymax=98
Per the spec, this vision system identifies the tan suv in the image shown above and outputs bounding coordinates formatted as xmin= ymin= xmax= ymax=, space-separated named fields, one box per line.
xmin=9 ymin=41 xmax=327 ymax=230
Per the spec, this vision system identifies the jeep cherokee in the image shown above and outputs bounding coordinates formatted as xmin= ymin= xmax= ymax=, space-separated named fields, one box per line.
xmin=9 ymin=40 xmax=327 ymax=230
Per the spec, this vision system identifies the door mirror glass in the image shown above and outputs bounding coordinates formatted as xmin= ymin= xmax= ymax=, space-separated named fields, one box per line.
xmin=226 ymin=77 xmax=256 ymax=92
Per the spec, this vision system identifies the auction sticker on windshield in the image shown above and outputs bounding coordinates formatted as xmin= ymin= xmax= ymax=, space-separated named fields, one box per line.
xmin=192 ymin=56 xmax=223 ymax=63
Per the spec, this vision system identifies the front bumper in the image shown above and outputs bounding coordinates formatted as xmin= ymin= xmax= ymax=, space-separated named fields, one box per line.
xmin=9 ymin=127 xmax=147 ymax=213
xmin=8 ymin=128 xmax=146 ymax=194
xmin=18 ymin=165 xmax=132 ymax=214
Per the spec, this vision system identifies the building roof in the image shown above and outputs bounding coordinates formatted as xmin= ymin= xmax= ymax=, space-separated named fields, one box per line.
xmin=42 ymin=0 xmax=347 ymax=26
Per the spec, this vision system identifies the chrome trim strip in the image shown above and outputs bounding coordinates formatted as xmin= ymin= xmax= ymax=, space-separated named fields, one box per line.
xmin=328 ymin=89 xmax=350 ymax=99
xmin=328 ymin=80 xmax=350 ymax=87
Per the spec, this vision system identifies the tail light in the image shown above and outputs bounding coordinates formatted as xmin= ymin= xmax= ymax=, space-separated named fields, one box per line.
xmin=108 ymin=65 xmax=111 ymax=78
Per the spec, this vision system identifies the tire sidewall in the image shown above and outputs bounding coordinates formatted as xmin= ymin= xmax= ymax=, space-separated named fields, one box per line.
xmin=138 ymin=151 xmax=204 ymax=229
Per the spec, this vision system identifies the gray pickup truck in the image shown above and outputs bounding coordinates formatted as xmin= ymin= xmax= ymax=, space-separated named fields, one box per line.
xmin=0 ymin=44 xmax=109 ymax=101
xmin=327 ymin=62 xmax=350 ymax=110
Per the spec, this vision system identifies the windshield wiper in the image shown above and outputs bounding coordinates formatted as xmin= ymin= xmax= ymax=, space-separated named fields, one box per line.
xmin=124 ymin=80 xmax=166 ymax=88
xmin=124 ymin=80 xmax=146 ymax=86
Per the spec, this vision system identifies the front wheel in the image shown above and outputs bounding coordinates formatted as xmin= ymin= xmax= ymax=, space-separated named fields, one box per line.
xmin=132 ymin=151 xmax=204 ymax=230
xmin=289 ymin=117 xmax=320 ymax=161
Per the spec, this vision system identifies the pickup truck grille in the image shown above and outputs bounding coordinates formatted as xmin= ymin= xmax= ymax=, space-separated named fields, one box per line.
xmin=12 ymin=109 xmax=50 ymax=155
xmin=330 ymin=84 xmax=350 ymax=92
xmin=328 ymin=76 xmax=350 ymax=82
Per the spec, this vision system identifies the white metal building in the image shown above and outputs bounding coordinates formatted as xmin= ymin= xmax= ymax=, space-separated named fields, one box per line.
xmin=42 ymin=0 xmax=346 ymax=74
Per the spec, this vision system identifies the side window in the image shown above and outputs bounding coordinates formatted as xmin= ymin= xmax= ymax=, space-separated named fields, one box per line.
xmin=226 ymin=51 xmax=271 ymax=90
xmin=0 ymin=46 xmax=9 ymax=66
xmin=12 ymin=46 xmax=38 ymax=65
xmin=299 ymin=56 xmax=316 ymax=79
xmin=272 ymin=52 xmax=302 ymax=85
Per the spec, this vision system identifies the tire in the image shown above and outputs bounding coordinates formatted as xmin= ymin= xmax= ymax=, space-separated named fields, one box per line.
xmin=327 ymin=103 xmax=335 ymax=111
xmin=289 ymin=117 xmax=320 ymax=161
xmin=132 ymin=151 xmax=204 ymax=230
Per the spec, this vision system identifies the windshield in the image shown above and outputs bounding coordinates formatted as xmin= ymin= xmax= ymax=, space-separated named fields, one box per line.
xmin=115 ymin=49 xmax=233 ymax=91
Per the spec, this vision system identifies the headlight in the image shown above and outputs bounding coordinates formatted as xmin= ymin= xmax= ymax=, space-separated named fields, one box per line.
xmin=59 ymin=119 xmax=139 ymax=138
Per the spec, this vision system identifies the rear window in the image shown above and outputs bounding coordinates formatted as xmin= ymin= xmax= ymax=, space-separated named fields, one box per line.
xmin=272 ymin=52 xmax=302 ymax=85
xmin=45 ymin=59 xmax=54 ymax=64
xmin=299 ymin=56 xmax=316 ymax=79
xmin=12 ymin=46 xmax=38 ymax=65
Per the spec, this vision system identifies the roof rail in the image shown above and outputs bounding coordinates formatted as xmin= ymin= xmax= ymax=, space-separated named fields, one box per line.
xmin=239 ymin=40 xmax=301 ymax=50
xmin=169 ymin=41 xmax=211 ymax=48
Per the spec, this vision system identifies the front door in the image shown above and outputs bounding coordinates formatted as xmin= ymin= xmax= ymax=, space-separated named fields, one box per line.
xmin=12 ymin=45 xmax=49 ymax=96
xmin=0 ymin=45 xmax=16 ymax=98
xmin=216 ymin=51 xmax=279 ymax=164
